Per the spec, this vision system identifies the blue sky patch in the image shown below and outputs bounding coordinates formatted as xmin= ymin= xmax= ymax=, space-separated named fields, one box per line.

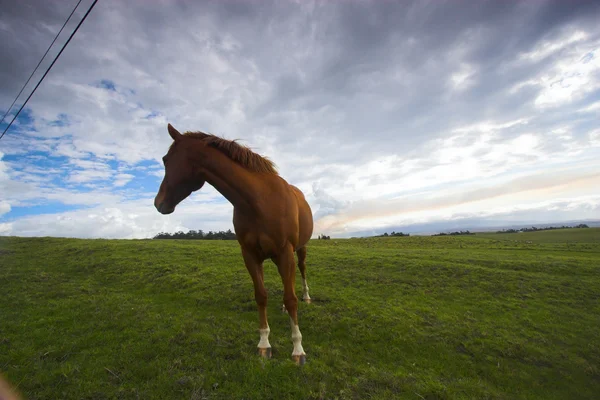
xmin=0 ymin=108 xmax=36 ymax=135
xmin=1 ymin=202 xmax=85 ymax=221
xmin=97 ymin=79 xmax=117 ymax=91
xmin=48 ymin=113 xmax=70 ymax=127
xmin=145 ymin=110 xmax=161 ymax=119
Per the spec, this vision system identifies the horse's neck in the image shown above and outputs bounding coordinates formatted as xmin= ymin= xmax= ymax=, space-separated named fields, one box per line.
xmin=194 ymin=146 xmax=261 ymax=210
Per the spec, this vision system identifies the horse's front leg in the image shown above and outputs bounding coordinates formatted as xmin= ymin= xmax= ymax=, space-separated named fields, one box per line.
xmin=242 ymin=248 xmax=271 ymax=358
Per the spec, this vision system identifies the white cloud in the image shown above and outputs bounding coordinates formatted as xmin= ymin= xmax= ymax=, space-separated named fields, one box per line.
xmin=315 ymin=180 xmax=600 ymax=236
xmin=0 ymin=222 xmax=11 ymax=235
xmin=0 ymin=151 xmax=8 ymax=180
xmin=519 ymin=30 xmax=587 ymax=62
xmin=0 ymin=201 xmax=10 ymax=216
xmin=309 ymin=113 xmax=600 ymax=235
xmin=113 ymin=173 xmax=135 ymax=187
xmin=450 ymin=63 xmax=477 ymax=90
xmin=578 ymin=101 xmax=600 ymax=114
xmin=68 ymin=168 xmax=113 ymax=183
xmin=504 ymin=27 xmax=600 ymax=109
xmin=590 ymin=129 xmax=600 ymax=146
xmin=534 ymin=47 xmax=600 ymax=107
xmin=1 ymin=196 xmax=234 ymax=239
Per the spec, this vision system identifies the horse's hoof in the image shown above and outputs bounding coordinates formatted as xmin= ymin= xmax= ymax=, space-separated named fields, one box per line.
xmin=258 ymin=347 xmax=272 ymax=359
xmin=281 ymin=304 xmax=288 ymax=313
xmin=292 ymin=354 xmax=306 ymax=365
xmin=303 ymin=298 xmax=312 ymax=304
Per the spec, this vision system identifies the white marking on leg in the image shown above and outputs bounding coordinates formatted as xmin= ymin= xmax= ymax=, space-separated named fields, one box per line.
xmin=302 ymin=278 xmax=311 ymax=301
xmin=290 ymin=318 xmax=305 ymax=356
xmin=258 ymin=325 xmax=271 ymax=349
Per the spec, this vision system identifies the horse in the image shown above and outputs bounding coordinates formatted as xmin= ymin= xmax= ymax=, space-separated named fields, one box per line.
xmin=154 ymin=124 xmax=314 ymax=365
xmin=0 ymin=373 xmax=21 ymax=400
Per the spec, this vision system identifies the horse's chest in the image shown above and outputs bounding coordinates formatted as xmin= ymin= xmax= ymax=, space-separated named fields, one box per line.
xmin=234 ymin=223 xmax=289 ymax=258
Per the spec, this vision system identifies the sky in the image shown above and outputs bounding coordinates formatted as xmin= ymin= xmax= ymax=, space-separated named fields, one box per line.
xmin=0 ymin=0 xmax=599 ymax=239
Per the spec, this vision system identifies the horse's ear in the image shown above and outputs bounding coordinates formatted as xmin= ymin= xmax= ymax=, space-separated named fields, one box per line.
xmin=167 ymin=123 xmax=182 ymax=141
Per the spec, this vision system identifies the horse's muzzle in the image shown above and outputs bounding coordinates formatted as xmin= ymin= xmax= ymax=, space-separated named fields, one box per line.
xmin=156 ymin=202 xmax=174 ymax=215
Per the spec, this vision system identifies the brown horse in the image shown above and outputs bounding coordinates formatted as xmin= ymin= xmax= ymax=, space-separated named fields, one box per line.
xmin=0 ymin=373 xmax=21 ymax=400
xmin=154 ymin=124 xmax=314 ymax=364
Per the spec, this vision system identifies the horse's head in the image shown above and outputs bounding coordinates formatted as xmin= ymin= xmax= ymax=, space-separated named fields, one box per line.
xmin=154 ymin=124 xmax=205 ymax=214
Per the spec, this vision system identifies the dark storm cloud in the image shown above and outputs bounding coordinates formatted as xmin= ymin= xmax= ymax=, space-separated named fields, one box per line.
xmin=241 ymin=0 xmax=600 ymax=158
xmin=0 ymin=0 xmax=80 ymax=107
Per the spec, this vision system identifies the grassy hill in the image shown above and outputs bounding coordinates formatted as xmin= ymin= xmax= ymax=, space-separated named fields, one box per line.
xmin=1 ymin=230 xmax=599 ymax=399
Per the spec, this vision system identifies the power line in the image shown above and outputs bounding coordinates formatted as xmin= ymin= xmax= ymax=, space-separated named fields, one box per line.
xmin=0 ymin=0 xmax=84 ymax=129
xmin=0 ymin=0 xmax=100 ymax=141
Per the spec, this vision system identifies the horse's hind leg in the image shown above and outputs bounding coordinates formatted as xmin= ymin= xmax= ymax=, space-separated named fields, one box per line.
xmin=296 ymin=246 xmax=311 ymax=303
xmin=273 ymin=245 xmax=306 ymax=365
xmin=241 ymin=248 xmax=271 ymax=359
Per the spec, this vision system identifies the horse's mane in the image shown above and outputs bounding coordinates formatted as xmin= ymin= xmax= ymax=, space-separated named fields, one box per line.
xmin=182 ymin=131 xmax=278 ymax=175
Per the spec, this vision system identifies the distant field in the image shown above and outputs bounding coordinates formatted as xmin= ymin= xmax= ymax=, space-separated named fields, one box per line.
xmin=1 ymin=230 xmax=599 ymax=399
xmin=475 ymin=227 xmax=600 ymax=243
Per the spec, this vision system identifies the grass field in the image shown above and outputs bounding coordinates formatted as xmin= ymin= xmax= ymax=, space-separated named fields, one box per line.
xmin=1 ymin=229 xmax=599 ymax=399
xmin=476 ymin=227 xmax=600 ymax=243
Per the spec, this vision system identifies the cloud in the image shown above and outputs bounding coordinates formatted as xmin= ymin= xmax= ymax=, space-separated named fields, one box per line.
xmin=314 ymin=166 xmax=600 ymax=235
xmin=1 ymin=197 xmax=233 ymax=239
xmin=0 ymin=201 xmax=10 ymax=216
xmin=67 ymin=159 xmax=113 ymax=183
xmin=113 ymin=173 xmax=135 ymax=187
xmin=0 ymin=151 xmax=8 ymax=180
xmin=1 ymin=0 xmax=600 ymax=238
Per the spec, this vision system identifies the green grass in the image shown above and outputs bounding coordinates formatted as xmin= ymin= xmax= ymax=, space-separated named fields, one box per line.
xmin=476 ymin=227 xmax=600 ymax=243
xmin=1 ymin=230 xmax=599 ymax=399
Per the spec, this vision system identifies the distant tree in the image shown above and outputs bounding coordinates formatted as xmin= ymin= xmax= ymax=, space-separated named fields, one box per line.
xmin=433 ymin=230 xmax=473 ymax=236
xmin=496 ymin=229 xmax=519 ymax=234
xmin=375 ymin=231 xmax=409 ymax=237
xmin=153 ymin=229 xmax=237 ymax=240
xmin=391 ymin=231 xmax=410 ymax=237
